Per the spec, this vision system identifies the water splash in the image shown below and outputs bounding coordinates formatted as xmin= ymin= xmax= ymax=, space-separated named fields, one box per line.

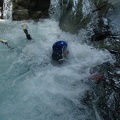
xmin=3 ymin=0 xmax=12 ymax=20
xmin=82 ymin=0 xmax=92 ymax=18
xmin=0 ymin=19 xmax=113 ymax=120
xmin=72 ymin=0 xmax=78 ymax=15
xmin=49 ymin=0 xmax=61 ymax=20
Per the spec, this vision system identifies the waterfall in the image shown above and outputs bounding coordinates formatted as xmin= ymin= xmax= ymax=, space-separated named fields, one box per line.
xmin=82 ymin=0 xmax=92 ymax=18
xmin=49 ymin=0 xmax=61 ymax=20
xmin=72 ymin=0 xmax=78 ymax=15
xmin=3 ymin=0 xmax=12 ymax=19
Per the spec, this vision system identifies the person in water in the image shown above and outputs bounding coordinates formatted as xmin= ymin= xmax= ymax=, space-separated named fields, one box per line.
xmin=22 ymin=24 xmax=69 ymax=63
xmin=52 ymin=41 xmax=69 ymax=63
xmin=0 ymin=39 xmax=13 ymax=49
xmin=0 ymin=24 xmax=32 ymax=49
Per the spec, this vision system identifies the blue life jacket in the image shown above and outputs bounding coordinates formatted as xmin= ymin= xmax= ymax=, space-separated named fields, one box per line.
xmin=52 ymin=41 xmax=68 ymax=61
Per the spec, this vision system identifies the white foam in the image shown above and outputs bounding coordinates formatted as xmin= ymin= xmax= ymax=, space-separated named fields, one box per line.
xmin=0 ymin=19 xmax=113 ymax=120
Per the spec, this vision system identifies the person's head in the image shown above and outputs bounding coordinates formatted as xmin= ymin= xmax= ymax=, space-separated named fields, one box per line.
xmin=52 ymin=41 xmax=68 ymax=62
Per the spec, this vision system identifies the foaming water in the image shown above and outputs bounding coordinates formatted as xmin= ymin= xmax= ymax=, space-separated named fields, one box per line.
xmin=0 ymin=19 xmax=113 ymax=120
xmin=82 ymin=0 xmax=92 ymax=18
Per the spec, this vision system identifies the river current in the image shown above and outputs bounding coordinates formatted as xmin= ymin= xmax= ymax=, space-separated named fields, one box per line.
xmin=0 ymin=19 xmax=113 ymax=120
xmin=1 ymin=0 xmax=120 ymax=119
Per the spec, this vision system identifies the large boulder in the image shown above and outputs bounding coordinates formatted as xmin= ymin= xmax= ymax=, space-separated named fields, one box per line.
xmin=12 ymin=0 xmax=50 ymax=20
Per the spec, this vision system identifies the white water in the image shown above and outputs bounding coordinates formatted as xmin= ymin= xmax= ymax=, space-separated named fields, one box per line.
xmin=72 ymin=0 xmax=78 ymax=14
xmin=49 ymin=0 xmax=61 ymax=20
xmin=3 ymin=0 xmax=12 ymax=19
xmin=0 ymin=19 xmax=113 ymax=120
xmin=82 ymin=0 xmax=92 ymax=18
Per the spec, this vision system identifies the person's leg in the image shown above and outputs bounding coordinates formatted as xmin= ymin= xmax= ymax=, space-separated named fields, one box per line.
xmin=23 ymin=29 xmax=32 ymax=40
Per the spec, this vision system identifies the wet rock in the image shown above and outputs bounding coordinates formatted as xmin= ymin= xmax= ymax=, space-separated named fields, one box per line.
xmin=12 ymin=0 xmax=50 ymax=20
xmin=0 ymin=0 xmax=3 ymax=7
xmin=30 ymin=11 xmax=42 ymax=19
xmin=92 ymin=2 xmax=107 ymax=13
xmin=91 ymin=16 xmax=111 ymax=41
xmin=90 ymin=1 xmax=114 ymax=41
xmin=0 ymin=0 xmax=3 ymax=18
xmin=12 ymin=9 xmax=29 ymax=20
xmin=90 ymin=72 xmax=105 ymax=84
xmin=87 ymin=62 xmax=120 ymax=120
xmin=93 ymin=1 xmax=113 ymax=17
xmin=91 ymin=30 xmax=111 ymax=41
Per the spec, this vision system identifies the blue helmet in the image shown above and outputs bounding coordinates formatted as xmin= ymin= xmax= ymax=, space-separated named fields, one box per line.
xmin=52 ymin=41 xmax=68 ymax=61
xmin=52 ymin=41 xmax=68 ymax=52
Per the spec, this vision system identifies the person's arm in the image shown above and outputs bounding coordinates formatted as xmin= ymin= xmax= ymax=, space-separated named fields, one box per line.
xmin=23 ymin=29 xmax=32 ymax=40
xmin=0 ymin=39 xmax=14 ymax=49
xmin=21 ymin=24 xmax=32 ymax=40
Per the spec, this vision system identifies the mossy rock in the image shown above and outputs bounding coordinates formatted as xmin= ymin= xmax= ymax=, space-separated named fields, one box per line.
xmin=12 ymin=9 xmax=29 ymax=20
